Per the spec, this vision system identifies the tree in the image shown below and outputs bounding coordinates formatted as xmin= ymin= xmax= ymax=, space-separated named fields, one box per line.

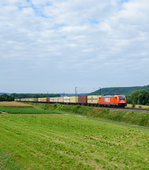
xmin=130 ymin=90 xmax=140 ymax=104
xmin=138 ymin=90 xmax=149 ymax=105
xmin=0 ymin=94 xmax=14 ymax=101
xmin=130 ymin=90 xmax=149 ymax=105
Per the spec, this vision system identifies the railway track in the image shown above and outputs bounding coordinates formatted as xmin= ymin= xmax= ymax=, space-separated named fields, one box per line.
xmin=89 ymin=104 xmax=149 ymax=112
xmin=106 ymin=107 xmax=149 ymax=113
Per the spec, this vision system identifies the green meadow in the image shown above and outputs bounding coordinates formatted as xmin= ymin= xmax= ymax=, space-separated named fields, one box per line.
xmin=0 ymin=112 xmax=149 ymax=169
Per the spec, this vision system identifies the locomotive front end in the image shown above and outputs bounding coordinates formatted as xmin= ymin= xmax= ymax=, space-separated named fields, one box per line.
xmin=117 ymin=95 xmax=127 ymax=108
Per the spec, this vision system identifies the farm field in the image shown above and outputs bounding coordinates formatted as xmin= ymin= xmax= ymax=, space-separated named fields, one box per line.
xmin=0 ymin=101 xmax=32 ymax=107
xmin=0 ymin=102 xmax=59 ymax=114
xmin=0 ymin=113 xmax=149 ymax=169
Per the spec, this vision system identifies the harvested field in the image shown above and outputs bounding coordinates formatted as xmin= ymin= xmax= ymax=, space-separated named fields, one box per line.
xmin=0 ymin=102 xmax=32 ymax=107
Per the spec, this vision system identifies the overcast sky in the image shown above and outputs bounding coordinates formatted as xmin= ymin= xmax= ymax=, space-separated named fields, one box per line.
xmin=0 ymin=0 xmax=149 ymax=93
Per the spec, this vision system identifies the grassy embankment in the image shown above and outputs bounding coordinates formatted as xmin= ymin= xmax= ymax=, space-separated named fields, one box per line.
xmin=30 ymin=103 xmax=149 ymax=127
xmin=0 ymin=114 xmax=149 ymax=169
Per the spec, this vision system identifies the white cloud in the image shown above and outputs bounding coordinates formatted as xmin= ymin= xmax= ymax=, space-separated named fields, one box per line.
xmin=0 ymin=0 xmax=149 ymax=92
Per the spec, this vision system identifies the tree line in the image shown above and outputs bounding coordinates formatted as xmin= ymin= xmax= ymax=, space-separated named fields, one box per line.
xmin=0 ymin=94 xmax=14 ymax=101
xmin=127 ymin=89 xmax=149 ymax=105
xmin=0 ymin=93 xmax=60 ymax=101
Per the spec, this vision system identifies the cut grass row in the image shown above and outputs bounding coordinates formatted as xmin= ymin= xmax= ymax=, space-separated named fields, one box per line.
xmin=0 ymin=149 xmax=20 ymax=170
xmin=0 ymin=114 xmax=149 ymax=169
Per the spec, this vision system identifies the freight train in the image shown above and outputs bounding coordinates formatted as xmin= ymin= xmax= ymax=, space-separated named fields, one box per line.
xmin=15 ymin=95 xmax=127 ymax=108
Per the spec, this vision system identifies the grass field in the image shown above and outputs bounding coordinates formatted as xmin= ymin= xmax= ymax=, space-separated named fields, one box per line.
xmin=0 ymin=113 xmax=149 ymax=169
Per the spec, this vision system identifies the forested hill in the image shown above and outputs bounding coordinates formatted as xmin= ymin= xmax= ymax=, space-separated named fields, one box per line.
xmin=90 ymin=85 xmax=149 ymax=95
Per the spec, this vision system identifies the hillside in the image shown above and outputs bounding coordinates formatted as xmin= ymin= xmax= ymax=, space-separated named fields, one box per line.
xmin=90 ymin=85 xmax=149 ymax=95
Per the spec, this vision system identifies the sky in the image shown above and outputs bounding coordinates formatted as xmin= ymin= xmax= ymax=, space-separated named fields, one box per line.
xmin=0 ymin=0 xmax=149 ymax=93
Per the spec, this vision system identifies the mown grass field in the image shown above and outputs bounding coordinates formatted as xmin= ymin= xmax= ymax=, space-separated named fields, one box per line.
xmin=0 ymin=113 xmax=149 ymax=169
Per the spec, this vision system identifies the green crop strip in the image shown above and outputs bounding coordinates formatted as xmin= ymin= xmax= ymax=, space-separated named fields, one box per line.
xmin=0 ymin=106 xmax=59 ymax=114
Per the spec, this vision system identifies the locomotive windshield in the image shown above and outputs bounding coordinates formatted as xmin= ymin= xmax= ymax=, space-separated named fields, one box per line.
xmin=119 ymin=96 xmax=126 ymax=100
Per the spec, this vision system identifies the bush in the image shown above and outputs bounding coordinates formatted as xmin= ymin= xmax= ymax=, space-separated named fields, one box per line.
xmin=132 ymin=103 xmax=136 ymax=108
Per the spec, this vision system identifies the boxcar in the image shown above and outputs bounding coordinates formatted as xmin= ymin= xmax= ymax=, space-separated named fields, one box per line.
xmin=78 ymin=96 xmax=87 ymax=105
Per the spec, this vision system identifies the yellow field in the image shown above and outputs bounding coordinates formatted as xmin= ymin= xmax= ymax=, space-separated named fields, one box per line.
xmin=127 ymin=104 xmax=149 ymax=109
xmin=0 ymin=102 xmax=32 ymax=107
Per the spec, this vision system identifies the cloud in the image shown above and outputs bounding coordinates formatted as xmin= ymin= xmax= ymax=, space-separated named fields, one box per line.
xmin=0 ymin=0 xmax=149 ymax=92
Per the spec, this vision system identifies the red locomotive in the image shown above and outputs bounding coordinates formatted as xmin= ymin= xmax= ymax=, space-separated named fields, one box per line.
xmin=98 ymin=95 xmax=127 ymax=108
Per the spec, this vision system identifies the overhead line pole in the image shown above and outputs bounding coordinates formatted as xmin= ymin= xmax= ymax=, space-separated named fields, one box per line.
xmin=75 ymin=87 xmax=77 ymax=96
